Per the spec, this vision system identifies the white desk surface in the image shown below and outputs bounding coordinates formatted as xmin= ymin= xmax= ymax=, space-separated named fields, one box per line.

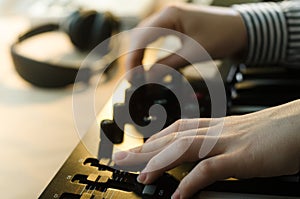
xmin=0 ymin=16 xmax=118 ymax=198
xmin=0 ymin=5 xmax=170 ymax=197
xmin=0 ymin=1 xmax=182 ymax=197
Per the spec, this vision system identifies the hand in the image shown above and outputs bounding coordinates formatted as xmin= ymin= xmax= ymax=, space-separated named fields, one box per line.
xmin=126 ymin=3 xmax=247 ymax=81
xmin=113 ymin=100 xmax=300 ymax=199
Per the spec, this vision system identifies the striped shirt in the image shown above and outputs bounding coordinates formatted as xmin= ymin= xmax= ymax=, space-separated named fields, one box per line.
xmin=233 ymin=1 xmax=300 ymax=67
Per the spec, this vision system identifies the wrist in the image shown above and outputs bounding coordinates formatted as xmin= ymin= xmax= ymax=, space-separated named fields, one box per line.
xmin=274 ymin=100 xmax=300 ymax=164
xmin=201 ymin=6 xmax=248 ymax=60
xmin=229 ymin=10 xmax=248 ymax=61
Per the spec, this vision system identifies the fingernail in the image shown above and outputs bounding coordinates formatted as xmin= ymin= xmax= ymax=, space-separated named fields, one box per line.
xmin=137 ymin=172 xmax=146 ymax=183
xmin=171 ymin=189 xmax=180 ymax=199
xmin=112 ymin=151 xmax=128 ymax=161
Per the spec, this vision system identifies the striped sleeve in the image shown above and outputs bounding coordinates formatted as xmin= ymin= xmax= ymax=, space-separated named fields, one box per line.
xmin=232 ymin=1 xmax=300 ymax=67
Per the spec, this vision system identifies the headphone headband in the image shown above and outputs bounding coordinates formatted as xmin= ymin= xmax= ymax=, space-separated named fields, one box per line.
xmin=10 ymin=10 xmax=119 ymax=88
xmin=17 ymin=24 xmax=59 ymax=43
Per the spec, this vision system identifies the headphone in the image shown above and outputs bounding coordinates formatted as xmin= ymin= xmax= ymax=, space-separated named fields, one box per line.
xmin=10 ymin=10 xmax=120 ymax=88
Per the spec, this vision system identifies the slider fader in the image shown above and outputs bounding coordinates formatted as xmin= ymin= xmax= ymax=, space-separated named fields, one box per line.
xmin=39 ymin=141 xmax=181 ymax=199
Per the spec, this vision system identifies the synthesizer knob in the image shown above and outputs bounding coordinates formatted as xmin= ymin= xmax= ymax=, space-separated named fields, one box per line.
xmin=100 ymin=120 xmax=124 ymax=144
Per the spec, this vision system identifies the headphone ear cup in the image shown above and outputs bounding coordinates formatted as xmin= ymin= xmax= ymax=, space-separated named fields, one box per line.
xmin=89 ymin=12 xmax=120 ymax=53
xmin=67 ymin=10 xmax=98 ymax=51
xmin=66 ymin=10 xmax=119 ymax=52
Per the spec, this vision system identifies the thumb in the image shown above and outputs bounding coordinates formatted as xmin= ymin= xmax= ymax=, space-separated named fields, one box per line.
xmin=148 ymin=40 xmax=211 ymax=82
xmin=147 ymin=50 xmax=189 ymax=82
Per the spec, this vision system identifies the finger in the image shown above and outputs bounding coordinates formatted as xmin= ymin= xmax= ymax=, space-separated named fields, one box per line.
xmin=125 ymin=7 xmax=180 ymax=71
xmin=132 ymin=127 xmax=212 ymax=154
xmin=125 ymin=49 xmax=144 ymax=73
xmin=112 ymin=150 xmax=156 ymax=166
xmin=113 ymin=129 xmax=204 ymax=166
xmin=147 ymin=50 xmax=190 ymax=82
xmin=147 ymin=34 xmax=215 ymax=80
xmin=130 ymin=133 xmax=176 ymax=153
xmin=146 ymin=118 xmax=221 ymax=143
xmin=140 ymin=136 xmax=225 ymax=184
xmin=146 ymin=32 xmax=210 ymax=82
xmin=173 ymin=154 xmax=236 ymax=199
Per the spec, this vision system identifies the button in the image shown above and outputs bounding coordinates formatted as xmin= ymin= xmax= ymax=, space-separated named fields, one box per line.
xmin=158 ymin=189 xmax=164 ymax=196
xmin=98 ymin=176 xmax=109 ymax=183
xmin=98 ymin=170 xmax=113 ymax=178
xmin=142 ymin=185 xmax=157 ymax=196
xmin=80 ymin=192 xmax=92 ymax=199
xmin=87 ymin=174 xmax=98 ymax=182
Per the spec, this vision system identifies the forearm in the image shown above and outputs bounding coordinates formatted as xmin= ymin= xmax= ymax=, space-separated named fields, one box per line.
xmin=276 ymin=100 xmax=300 ymax=157
xmin=248 ymin=99 xmax=300 ymax=173
xmin=173 ymin=4 xmax=248 ymax=59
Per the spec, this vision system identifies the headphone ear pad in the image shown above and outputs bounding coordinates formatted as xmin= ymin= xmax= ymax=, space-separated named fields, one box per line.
xmin=95 ymin=12 xmax=119 ymax=44
xmin=67 ymin=10 xmax=100 ymax=51
xmin=67 ymin=10 xmax=119 ymax=52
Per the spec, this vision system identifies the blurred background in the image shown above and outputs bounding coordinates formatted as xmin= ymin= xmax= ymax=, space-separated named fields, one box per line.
xmin=0 ymin=0 xmax=265 ymax=198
